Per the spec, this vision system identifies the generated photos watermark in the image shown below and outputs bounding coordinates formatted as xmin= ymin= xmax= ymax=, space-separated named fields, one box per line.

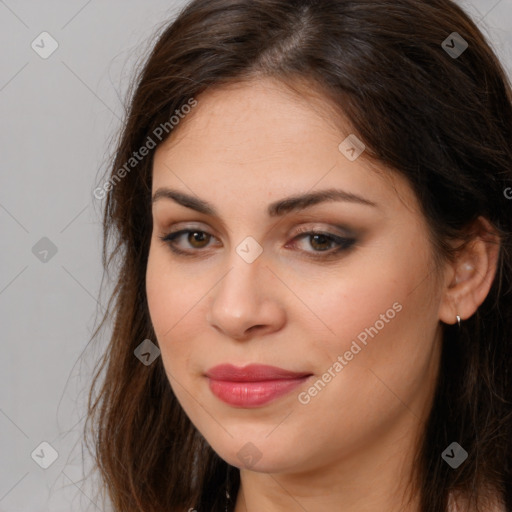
xmin=298 ymin=301 xmax=403 ymax=405
xmin=94 ymin=97 xmax=198 ymax=200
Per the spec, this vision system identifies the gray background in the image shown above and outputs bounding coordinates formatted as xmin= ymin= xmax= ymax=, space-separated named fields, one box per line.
xmin=0 ymin=1 xmax=511 ymax=510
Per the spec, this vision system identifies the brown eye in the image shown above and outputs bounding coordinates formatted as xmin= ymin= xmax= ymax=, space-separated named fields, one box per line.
xmin=159 ymin=229 xmax=218 ymax=256
xmin=187 ymin=231 xmax=211 ymax=248
xmin=287 ymin=230 xmax=356 ymax=257
xmin=308 ymin=233 xmax=334 ymax=251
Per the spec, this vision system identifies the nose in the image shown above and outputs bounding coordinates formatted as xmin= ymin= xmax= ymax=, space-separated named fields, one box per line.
xmin=206 ymin=252 xmax=286 ymax=341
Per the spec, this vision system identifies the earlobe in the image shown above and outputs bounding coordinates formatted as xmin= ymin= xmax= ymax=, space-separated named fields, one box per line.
xmin=438 ymin=217 xmax=501 ymax=325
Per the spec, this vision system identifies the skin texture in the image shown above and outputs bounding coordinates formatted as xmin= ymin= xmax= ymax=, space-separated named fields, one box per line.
xmin=146 ymin=77 xmax=500 ymax=512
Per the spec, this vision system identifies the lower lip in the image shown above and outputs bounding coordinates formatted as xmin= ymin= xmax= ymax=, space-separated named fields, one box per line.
xmin=207 ymin=376 xmax=311 ymax=407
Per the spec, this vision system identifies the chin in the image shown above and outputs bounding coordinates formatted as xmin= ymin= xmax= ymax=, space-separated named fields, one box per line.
xmin=207 ymin=431 xmax=305 ymax=473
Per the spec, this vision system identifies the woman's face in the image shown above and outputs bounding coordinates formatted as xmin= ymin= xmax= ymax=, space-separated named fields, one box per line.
xmin=146 ymin=77 xmax=445 ymax=474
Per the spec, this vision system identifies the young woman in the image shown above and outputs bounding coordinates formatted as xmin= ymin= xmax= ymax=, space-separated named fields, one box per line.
xmin=86 ymin=1 xmax=512 ymax=510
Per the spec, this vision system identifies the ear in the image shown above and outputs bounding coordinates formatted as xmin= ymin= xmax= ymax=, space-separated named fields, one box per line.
xmin=438 ymin=216 xmax=501 ymax=325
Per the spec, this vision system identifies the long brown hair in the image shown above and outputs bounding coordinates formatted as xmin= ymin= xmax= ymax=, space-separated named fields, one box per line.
xmin=85 ymin=0 xmax=512 ymax=510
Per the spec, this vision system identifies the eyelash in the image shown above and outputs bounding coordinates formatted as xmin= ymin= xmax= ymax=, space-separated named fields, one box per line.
xmin=158 ymin=226 xmax=356 ymax=260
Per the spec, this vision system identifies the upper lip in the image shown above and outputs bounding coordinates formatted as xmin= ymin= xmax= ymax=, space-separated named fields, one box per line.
xmin=205 ymin=364 xmax=312 ymax=382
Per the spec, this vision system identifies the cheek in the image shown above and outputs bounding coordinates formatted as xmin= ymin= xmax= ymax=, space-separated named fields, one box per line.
xmin=306 ymin=266 xmax=439 ymax=423
xmin=145 ymin=245 xmax=212 ymax=385
xmin=287 ymin=250 xmax=418 ymax=356
xmin=146 ymin=248 xmax=188 ymax=362
xmin=294 ymin=238 xmax=438 ymax=391
xmin=146 ymin=241 xmax=195 ymax=326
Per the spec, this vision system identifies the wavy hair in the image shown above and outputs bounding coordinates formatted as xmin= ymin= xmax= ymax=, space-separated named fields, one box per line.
xmin=85 ymin=0 xmax=512 ymax=510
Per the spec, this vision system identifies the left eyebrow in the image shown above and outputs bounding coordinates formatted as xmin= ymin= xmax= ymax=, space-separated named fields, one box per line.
xmin=266 ymin=188 xmax=379 ymax=216
xmin=151 ymin=187 xmax=379 ymax=217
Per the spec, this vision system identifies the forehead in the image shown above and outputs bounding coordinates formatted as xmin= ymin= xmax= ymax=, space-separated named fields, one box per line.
xmin=158 ymin=79 xmax=341 ymax=164
xmin=151 ymin=77 xmax=420 ymax=218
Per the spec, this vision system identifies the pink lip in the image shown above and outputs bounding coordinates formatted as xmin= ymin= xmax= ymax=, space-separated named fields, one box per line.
xmin=205 ymin=364 xmax=312 ymax=407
